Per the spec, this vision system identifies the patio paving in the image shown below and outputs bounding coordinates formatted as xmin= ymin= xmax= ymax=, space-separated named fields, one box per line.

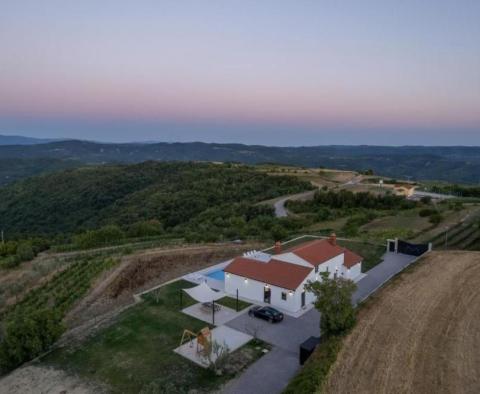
xmin=174 ymin=325 xmax=252 ymax=367
xmin=182 ymin=303 xmax=246 ymax=325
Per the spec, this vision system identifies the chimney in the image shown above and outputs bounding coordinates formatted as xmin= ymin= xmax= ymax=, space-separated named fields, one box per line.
xmin=274 ymin=241 xmax=282 ymax=254
xmin=329 ymin=232 xmax=337 ymax=246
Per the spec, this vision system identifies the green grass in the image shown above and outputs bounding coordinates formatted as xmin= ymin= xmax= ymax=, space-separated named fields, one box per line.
xmin=216 ymin=296 xmax=251 ymax=311
xmin=43 ymin=280 xmax=264 ymax=394
xmin=337 ymin=240 xmax=385 ymax=273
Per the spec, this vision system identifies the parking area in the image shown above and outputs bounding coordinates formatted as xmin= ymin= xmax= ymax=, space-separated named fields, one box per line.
xmin=226 ymin=308 xmax=319 ymax=353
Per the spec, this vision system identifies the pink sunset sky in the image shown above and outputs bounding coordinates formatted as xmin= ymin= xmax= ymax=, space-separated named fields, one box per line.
xmin=0 ymin=1 xmax=479 ymax=145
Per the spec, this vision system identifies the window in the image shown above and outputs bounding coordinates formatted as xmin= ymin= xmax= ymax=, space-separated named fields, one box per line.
xmin=281 ymin=292 xmax=287 ymax=301
xmin=315 ymin=265 xmax=319 ymax=273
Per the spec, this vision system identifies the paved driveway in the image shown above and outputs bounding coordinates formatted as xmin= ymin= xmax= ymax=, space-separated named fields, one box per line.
xmin=222 ymin=251 xmax=419 ymax=394
xmin=224 ymin=308 xmax=320 ymax=393
xmin=353 ymin=252 xmax=416 ymax=304
xmin=226 ymin=308 xmax=320 ymax=353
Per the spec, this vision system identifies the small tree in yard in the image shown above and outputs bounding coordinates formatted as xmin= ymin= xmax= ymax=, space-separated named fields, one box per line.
xmin=305 ymin=272 xmax=357 ymax=337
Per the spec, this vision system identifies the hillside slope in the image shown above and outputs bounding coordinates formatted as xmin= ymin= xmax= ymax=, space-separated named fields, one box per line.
xmin=0 ymin=161 xmax=312 ymax=237
xmin=0 ymin=134 xmax=58 ymax=145
xmin=0 ymin=140 xmax=479 ymax=184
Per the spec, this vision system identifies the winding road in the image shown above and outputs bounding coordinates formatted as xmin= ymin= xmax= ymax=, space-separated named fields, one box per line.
xmin=274 ymin=191 xmax=315 ymax=218
xmin=274 ymin=174 xmax=362 ymax=218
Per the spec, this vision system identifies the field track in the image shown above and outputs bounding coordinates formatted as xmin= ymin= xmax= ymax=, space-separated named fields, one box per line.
xmin=325 ymin=251 xmax=480 ymax=394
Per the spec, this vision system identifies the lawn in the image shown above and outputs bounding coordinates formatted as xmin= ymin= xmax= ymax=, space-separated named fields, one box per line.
xmin=43 ymin=280 xmax=266 ymax=394
xmin=216 ymin=296 xmax=251 ymax=311
xmin=337 ymin=240 xmax=385 ymax=273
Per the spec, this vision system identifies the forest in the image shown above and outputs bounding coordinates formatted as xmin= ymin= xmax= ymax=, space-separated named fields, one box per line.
xmin=0 ymin=161 xmax=313 ymax=247
xmin=1 ymin=139 xmax=480 ymax=184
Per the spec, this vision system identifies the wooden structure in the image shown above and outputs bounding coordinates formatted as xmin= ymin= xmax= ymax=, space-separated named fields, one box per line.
xmin=179 ymin=327 xmax=212 ymax=355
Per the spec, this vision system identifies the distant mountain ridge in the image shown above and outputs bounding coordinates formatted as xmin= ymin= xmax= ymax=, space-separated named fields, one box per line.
xmin=0 ymin=139 xmax=479 ymax=184
xmin=0 ymin=134 xmax=61 ymax=145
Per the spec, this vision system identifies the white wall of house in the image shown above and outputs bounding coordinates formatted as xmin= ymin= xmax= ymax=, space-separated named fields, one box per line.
xmin=315 ymin=254 xmax=344 ymax=279
xmin=340 ymin=262 xmax=362 ymax=280
xmin=225 ymin=272 xmax=306 ymax=313
xmin=224 ymin=255 xmax=362 ymax=313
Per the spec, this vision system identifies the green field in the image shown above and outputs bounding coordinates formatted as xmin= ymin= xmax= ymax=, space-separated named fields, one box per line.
xmin=336 ymin=240 xmax=385 ymax=273
xmin=43 ymin=280 xmax=266 ymax=393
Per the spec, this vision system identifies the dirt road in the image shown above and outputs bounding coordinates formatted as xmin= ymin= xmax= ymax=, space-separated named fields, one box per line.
xmin=325 ymin=251 xmax=480 ymax=394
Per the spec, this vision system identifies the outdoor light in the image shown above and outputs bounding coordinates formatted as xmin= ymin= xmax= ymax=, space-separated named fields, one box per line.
xmin=289 ymin=290 xmax=294 ymax=296
xmin=226 ymin=272 xmax=230 ymax=278
xmin=244 ymin=278 xmax=248 ymax=284
xmin=265 ymin=284 xmax=270 ymax=289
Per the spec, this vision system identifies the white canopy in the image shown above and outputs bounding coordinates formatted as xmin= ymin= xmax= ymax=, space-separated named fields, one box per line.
xmin=183 ymin=282 xmax=225 ymax=303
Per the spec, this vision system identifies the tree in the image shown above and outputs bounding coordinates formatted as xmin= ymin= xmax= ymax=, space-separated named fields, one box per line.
xmin=271 ymin=225 xmax=288 ymax=241
xmin=305 ymin=272 xmax=357 ymax=337
xmin=420 ymin=196 xmax=432 ymax=204
xmin=0 ymin=308 xmax=63 ymax=371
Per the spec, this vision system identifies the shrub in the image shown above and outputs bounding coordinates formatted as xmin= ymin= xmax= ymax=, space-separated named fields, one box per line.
xmin=0 ymin=309 xmax=64 ymax=372
xmin=420 ymin=196 xmax=432 ymax=204
xmin=126 ymin=220 xmax=164 ymax=238
xmin=429 ymin=213 xmax=443 ymax=225
xmin=271 ymin=225 xmax=288 ymax=241
xmin=73 ymin=225 xmax=125 ymax=249
xmin=0 ymin=255 xmax=18 ymax=269
xmin=283 ymin=336 xmax=342 ymax=394
xmin=16 ymin=242 xmax=34 ymax=262
xmin=419 ymin=208 xmax=436 ymax=217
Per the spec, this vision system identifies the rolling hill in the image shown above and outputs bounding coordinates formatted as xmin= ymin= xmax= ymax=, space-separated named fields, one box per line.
xmin=0 ymin=161 xmax=312 ymax=238
xmin=0 ymin=134 xmax=59 ymax=145
xmin=0 ymin=140 xmax=479 ymax=184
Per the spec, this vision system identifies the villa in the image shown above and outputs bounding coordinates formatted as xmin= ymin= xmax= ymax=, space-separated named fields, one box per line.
xmin=223 ymin=234 xmax=362 ymax=313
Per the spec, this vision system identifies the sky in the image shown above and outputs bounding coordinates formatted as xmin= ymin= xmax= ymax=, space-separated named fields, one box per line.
xmin=0 ymin=1 xmax=479 ymax=146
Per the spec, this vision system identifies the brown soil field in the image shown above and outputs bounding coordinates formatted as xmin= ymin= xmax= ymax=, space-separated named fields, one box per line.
xmin=65 ymin=241 xmax=266 ymax=328
xmin=325 ymin=251 xmax=480 ymax=394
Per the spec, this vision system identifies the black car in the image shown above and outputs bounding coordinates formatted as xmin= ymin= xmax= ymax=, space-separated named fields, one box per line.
xmin=248 ymin=306 xmax=284 ymax=323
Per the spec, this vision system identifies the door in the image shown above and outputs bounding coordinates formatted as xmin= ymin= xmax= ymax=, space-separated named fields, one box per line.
xmin=264 ymin=286 xmax=271 ymax=303
xmin=301 ymin=290 xmax=306 ymax=308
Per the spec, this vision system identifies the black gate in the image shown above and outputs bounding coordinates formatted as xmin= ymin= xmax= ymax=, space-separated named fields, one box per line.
xmin=397 ymin=240 xmax=429 ymax=256
xmin=388 ymin=240 xmax=396 ymax=252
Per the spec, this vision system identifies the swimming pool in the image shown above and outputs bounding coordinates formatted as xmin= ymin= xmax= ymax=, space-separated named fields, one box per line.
xmin=206 ymin=269 xmax=225 ymax=281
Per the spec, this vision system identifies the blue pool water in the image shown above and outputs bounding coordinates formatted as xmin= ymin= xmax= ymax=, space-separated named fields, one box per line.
xmin=206 ymin=269 xmax=225 ymax=281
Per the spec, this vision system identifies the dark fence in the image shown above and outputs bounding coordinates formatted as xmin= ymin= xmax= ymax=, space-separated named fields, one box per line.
xmin=397 ymin=240 xmax=429 ymax=256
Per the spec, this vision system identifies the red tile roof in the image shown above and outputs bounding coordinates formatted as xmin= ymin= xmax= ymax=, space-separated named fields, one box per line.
xmin=287 ymin=239 xmax=345 ymax=266
xmin=224 ymin=257 xmax=313 ymax=290
xmin=343 ymin=249 xmax=363 ymax=269
xmin=225 ymin=239 xmax=363 ymax=290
